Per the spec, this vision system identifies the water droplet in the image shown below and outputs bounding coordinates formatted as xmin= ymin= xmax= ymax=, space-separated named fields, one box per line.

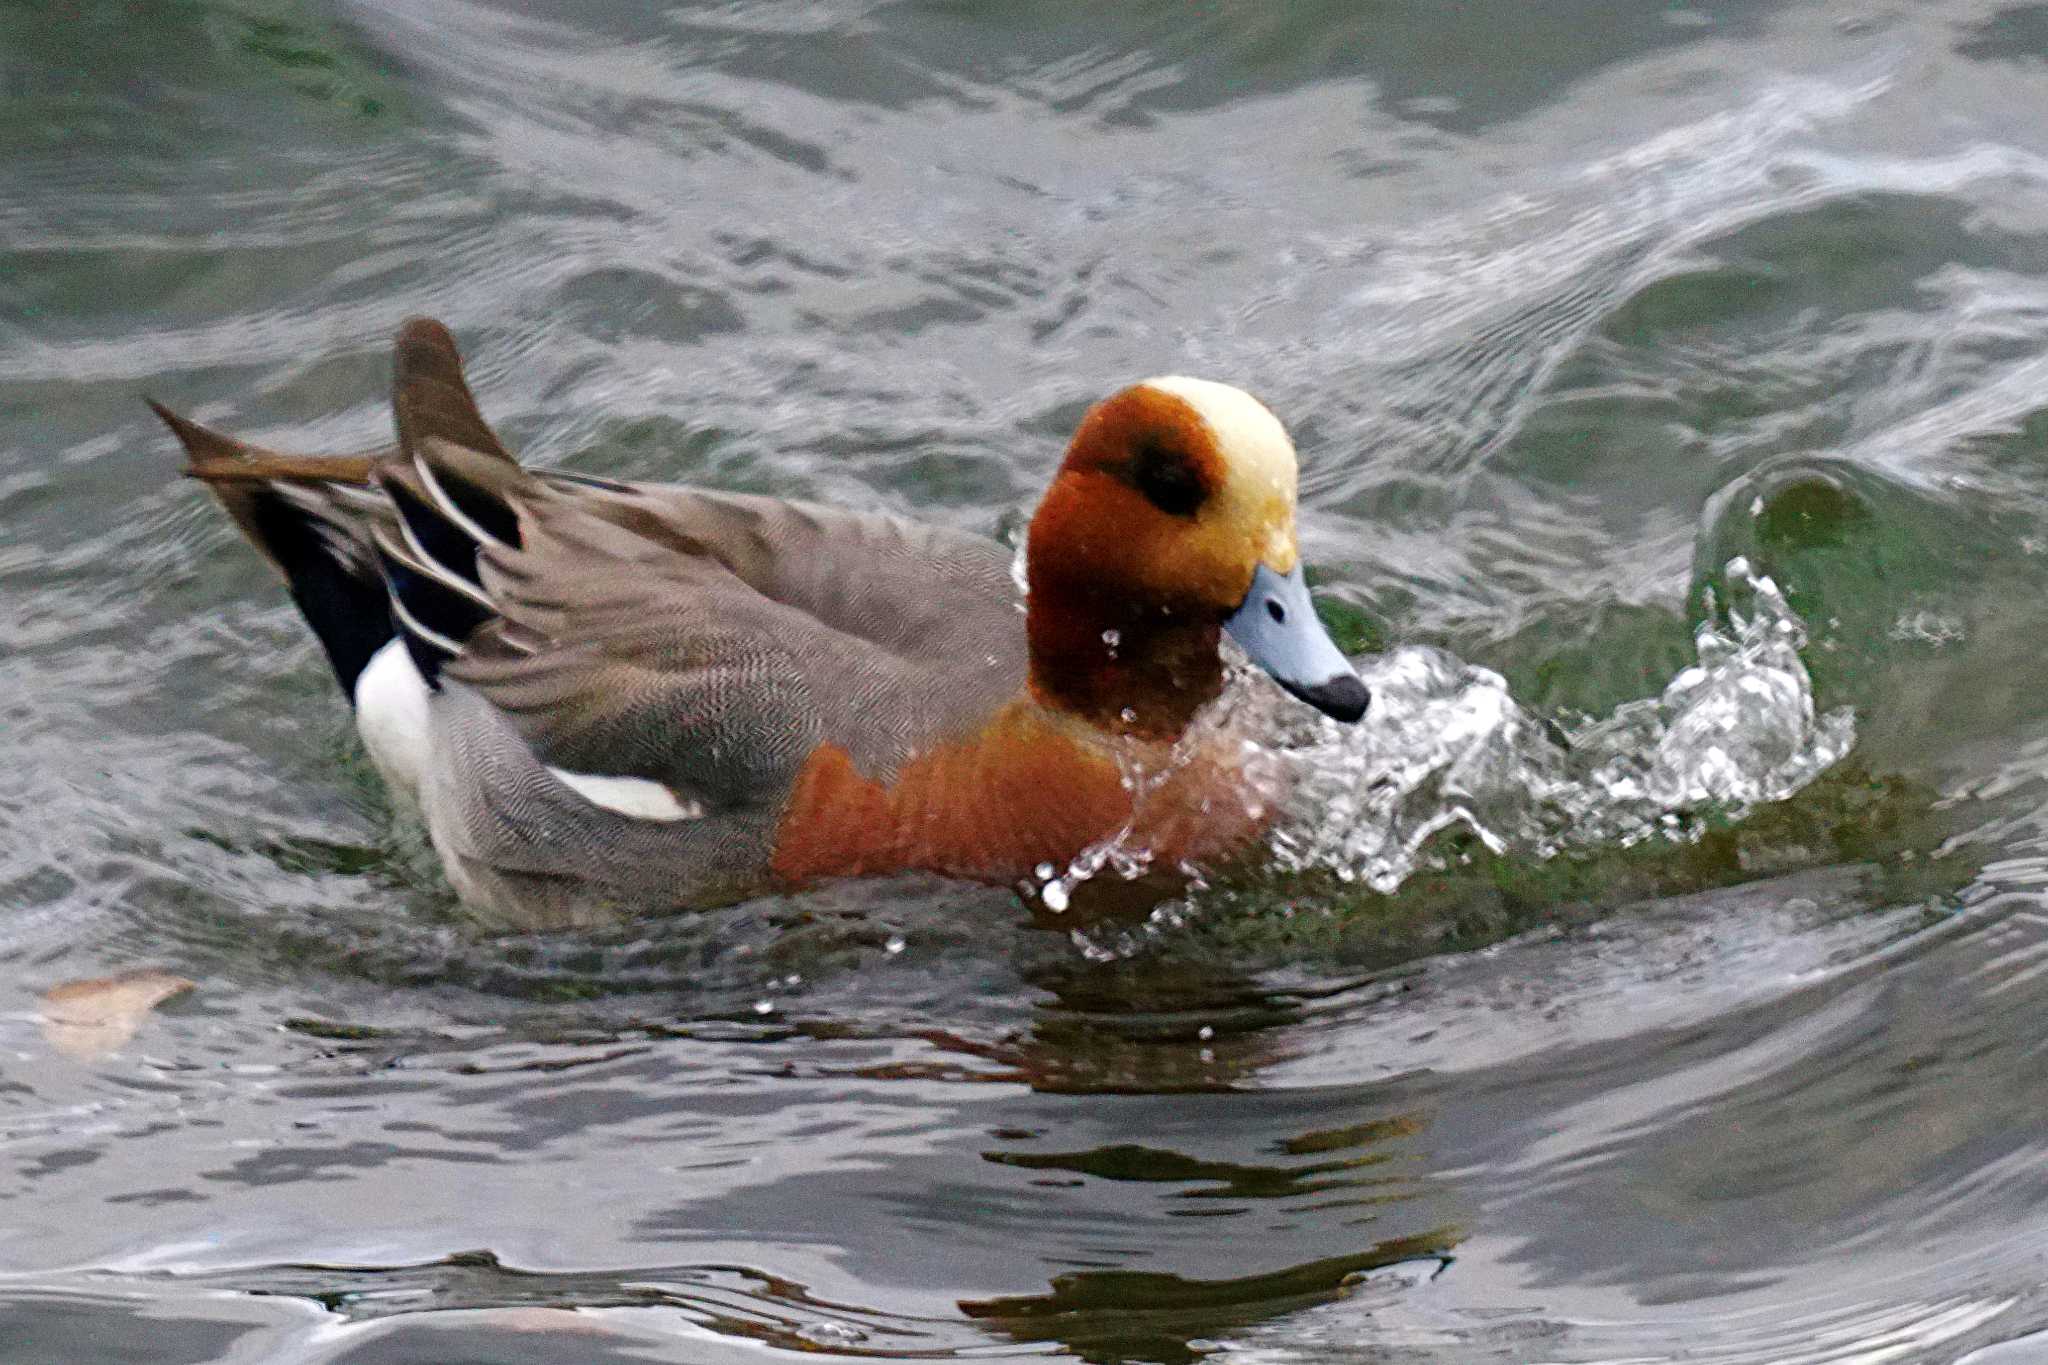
xmin=1197 ymin=1025 xmax=1214 ymax=1041
xmin=1041 ymin=880 xmax=1070 ymax=913
xmin=751 ymin=999 xmax=775 ymax=1016
xmin=883 ymin=935 xmax=906 ymax=955
xmin=1262 ymin=556 xmax=1848 ymax=894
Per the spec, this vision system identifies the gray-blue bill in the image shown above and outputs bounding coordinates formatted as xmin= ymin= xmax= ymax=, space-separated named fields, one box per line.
xmin=1223 ymin=562 xmax=1371 ymax=722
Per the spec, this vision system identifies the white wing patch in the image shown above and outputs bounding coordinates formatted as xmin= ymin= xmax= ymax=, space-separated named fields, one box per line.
xmin=352 ymin=640 xmax=702 ymax=822
xmin=546 ymin=767 xmax=706 ymax=822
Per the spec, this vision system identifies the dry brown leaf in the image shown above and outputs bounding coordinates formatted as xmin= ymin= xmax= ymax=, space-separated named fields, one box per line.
xmin=472 ymin=1307 xmax=619 ymax=1336
xmin=40 ymin=968 xmax=195 ymax=1061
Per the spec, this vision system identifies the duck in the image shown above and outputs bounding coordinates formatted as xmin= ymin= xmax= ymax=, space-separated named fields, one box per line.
xmin=157 ymin=319 xmax=1369 ymax=929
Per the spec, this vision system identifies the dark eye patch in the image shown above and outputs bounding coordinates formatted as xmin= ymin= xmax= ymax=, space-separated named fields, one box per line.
xmin=1125 ymin=438 xmax=1210 ymax=517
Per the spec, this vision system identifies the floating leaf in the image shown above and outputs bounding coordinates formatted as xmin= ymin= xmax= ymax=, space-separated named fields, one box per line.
xmin=40 ymin=969 xmax=195 ymax=1061
xmin=472 ymin=1307 xmax=618 ymax=1336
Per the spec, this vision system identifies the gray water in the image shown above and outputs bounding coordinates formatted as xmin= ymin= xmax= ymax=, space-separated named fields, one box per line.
xmin=8 ymin=0 xmax=2048 ymax=1360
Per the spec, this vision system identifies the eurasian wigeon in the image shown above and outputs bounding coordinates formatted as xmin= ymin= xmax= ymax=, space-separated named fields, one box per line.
xmin=158 ymin=319 xmax=1368 ymax=927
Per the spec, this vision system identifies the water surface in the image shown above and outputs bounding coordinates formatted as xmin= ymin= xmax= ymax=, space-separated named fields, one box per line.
xmin=8 ymin=1 xmax=2048 ymax=1360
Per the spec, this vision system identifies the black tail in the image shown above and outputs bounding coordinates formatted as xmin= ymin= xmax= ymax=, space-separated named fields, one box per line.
xmin=159 ymin=318 xmax=529 ymax=702
xmin=151 ymin=401 xmax=395 ymax=702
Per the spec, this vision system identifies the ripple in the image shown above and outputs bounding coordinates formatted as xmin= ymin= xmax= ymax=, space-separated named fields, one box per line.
xmin=15 ymin=0 xmax=2048 ymax=1358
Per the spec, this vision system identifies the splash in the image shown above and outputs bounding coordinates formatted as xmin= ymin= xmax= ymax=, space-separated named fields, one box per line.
xmin=1036 ymin=560 xmax=1855 ymax=915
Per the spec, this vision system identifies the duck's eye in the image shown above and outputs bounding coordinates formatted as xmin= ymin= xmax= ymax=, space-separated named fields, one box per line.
xmin=1129 ymin=440 xmax=1209 ymax=517
xmin=1266 ymin=599 xmax=1286 ymax=624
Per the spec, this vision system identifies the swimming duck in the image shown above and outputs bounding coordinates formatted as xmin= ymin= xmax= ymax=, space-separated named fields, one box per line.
xmin=159 ymin=319 xmax=1368 ymax=928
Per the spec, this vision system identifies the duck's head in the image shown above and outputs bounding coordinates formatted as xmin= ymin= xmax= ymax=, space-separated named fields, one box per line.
xmin=1025 ymin=377 xmax=1370 ymax=739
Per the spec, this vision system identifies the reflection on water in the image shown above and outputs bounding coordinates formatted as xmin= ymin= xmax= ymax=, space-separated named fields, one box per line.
xmin=961 ymin=1237 xmax=1457 ymax=1365
xmin=13 ymin=0 xmax=2048 ymax=1360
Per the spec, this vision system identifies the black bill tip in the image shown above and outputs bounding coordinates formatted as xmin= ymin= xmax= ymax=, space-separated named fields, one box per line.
xmin=1285 ymin=672 xmax=1371 ymax=723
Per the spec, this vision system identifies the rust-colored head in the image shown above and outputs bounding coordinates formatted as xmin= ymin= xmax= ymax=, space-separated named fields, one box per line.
xmin=1026 ymin=377 xmax=1365 ymax=739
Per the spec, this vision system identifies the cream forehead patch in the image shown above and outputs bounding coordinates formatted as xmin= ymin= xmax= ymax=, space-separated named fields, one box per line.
xmin=1141 ymin=375 xmax=1298 ymax=504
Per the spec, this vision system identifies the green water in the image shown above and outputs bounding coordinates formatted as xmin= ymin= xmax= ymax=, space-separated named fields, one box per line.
xmin=8 ymin=0 xmax=2048 ymax=1360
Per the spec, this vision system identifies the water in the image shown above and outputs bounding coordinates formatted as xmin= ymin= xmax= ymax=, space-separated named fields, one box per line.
xmin=7 ymin=0 xmax=2048 ymax=1359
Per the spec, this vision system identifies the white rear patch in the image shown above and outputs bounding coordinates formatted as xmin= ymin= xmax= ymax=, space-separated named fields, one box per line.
xmin=353 ymin=639 xmax=431 ymax=802
xmin=546 ymin=767 xmax=705 ymax=822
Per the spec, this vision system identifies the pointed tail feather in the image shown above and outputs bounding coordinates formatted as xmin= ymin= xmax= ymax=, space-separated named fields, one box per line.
xmin=152 ymin=400 xmax=396 ymax=702
xmin=162 ymin=317 xmax=533 ymax=704
xmin=152 ymin=399 xmax=386 ymax=487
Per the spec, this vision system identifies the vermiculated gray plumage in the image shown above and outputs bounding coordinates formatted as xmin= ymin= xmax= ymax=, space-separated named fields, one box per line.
xmin=164 ymin=318 xmax=1027 ymax=928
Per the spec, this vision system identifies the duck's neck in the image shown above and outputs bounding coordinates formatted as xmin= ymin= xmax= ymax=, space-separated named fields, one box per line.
xmin=1025 ymin=571 xmax=1224 ymax=743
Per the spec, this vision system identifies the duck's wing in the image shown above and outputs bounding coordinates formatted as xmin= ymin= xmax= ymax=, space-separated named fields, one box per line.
xmin=454 ymin=496 xmax=1022 ymax=799
xmin=367 ymin=324 xmax=1027 ymax=811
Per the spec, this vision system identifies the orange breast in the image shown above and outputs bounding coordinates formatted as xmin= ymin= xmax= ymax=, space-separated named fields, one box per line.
xmin=768 ymin=699 xmax=1274 ymax=887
